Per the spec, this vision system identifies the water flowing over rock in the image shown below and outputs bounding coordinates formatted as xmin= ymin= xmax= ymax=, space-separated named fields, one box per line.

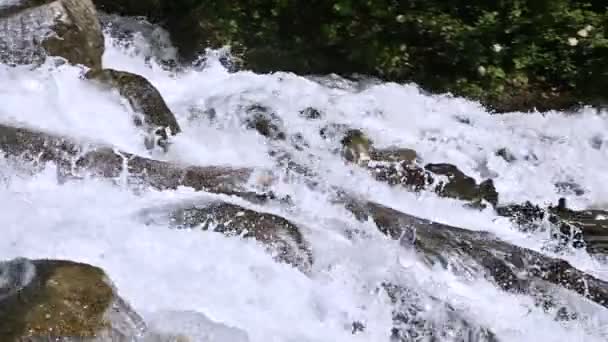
xmin=382 ymin=283 xmax=498 ymax=342
xmin=0 ymin=123 xmax=258 ymax=196
xmin=497 ymin=198 xmax=608 ymax=255
xmin=340 ymin=195 xmax=608 ymax=310
xmin=139 ymin=200 xmax=313 ymax=273
xmin=85 ymin=68 xmax=181 ymax=150
xmin=0 ymin=258 xmax=146 ymax=341
xmin=339 ymin=129 xmax=498 ymax=207
xmin=0 ymin=0 xmax=104 ymax=69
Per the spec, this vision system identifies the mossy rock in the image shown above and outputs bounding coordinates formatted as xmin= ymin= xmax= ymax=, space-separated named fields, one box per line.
xmin=340 ymin=129 xmax=372 ymax=165
xmin=0 ymin=258 xmax=145 ymax=341
xmin=85 ymin=68 xmax=181 ymax=149
xmin=0 ymin=0 xmax=104 ymax=69
xmin=337 ymin=129 xmax=498 ymax=205
xmin=370 ymin=148 xmax=418 ymax=164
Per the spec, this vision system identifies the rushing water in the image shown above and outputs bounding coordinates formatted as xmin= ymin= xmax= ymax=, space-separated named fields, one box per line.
xmin=0 ymin=20 xmax=607 ymax=342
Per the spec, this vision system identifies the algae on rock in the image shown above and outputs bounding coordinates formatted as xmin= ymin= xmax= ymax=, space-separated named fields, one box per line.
xmin=0 ymin=258 xmax=145 ymax=341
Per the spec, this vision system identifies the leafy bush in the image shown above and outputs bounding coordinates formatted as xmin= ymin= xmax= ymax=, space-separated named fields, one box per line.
xmin=97 ymin=0 xmax=608 ymax=112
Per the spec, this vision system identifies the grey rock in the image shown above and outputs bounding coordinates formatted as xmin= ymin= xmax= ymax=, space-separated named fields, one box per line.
xmin=0 ymin=0 xmax=104 ymax=69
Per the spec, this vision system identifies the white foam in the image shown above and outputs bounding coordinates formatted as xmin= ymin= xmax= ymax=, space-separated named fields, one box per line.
xmin=0 ymin=26 xmax=606 ymax=342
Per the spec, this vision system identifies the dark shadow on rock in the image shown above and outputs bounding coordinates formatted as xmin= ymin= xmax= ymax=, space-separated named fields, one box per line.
xmin=138 ymin=200 xmax=313 ymax=273
xmin=337 ymin=194 xmax=608 ymax=310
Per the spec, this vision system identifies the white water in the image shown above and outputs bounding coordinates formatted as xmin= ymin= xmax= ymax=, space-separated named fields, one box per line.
xmin=1 ymin=23 xmax=608 ymax=342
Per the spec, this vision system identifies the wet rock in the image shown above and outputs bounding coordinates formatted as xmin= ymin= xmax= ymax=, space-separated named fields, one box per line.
xmin=0 ymin=0 xmax=104 ymax=69
xmin=370 ymin=148 xmax=418 ymax=164
xmin=351 ymin=321 xmax=365 ymax=335
xmin=368 ymin=161 xmax=430 ymax=191
xmin=85 ymin=68 xmax=181 ymax=150
xmin=340 ymin=129 xmax=372 ymax=165
xmin=140 ymin=201 xmax=313 ymax=273
xmin=319 ymin=123 xmax=349 ymax=141
xmin=495 ymin=148 xmax=517 ymax=163
xmin=0 ymin=258 xmax=146 ymax=341
xmin=382 ymin=283 xmax=498 ymax=342
xmin=555 ymin=181 xmax=585 ymax=196
xmin=299 ymin=107 xmax=322 ymax=120
xmin=243 ymin=105 xmax=286 ymax=141
xmin=495 ymin=201 xmax=546 ymax=231
xmin=336 ymin=129 xmax=499 ymax=207
xmin=339 ymin=195 xmax=608 ymax=310
xmin=289 ymin=133 xmax=309 ymax=151
xmin=590 ymin=135 xmax=603 ymax=150
xmin=497 ymin=198 xmax=608 ymax=255
xmin=425 ymin=163 xmax=499 ymax=207
xmin=548 ymin=199 xmax=608 ymax=254
xmin=0 ymin=123 xmax=258 ymax=197
xmin=454 ymin=116 xmax=473 ymax=125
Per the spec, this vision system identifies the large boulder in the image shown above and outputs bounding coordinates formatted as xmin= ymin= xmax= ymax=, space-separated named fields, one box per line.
xmin=85 ymin=68 xmax=181 ymax=150
xmin=0 ymin=0 xmax=104 ymax=69
xmin=139 ymin=200 xmax=313 ymax=273
xmin=0 ymin=258 xmax=145 ymax=341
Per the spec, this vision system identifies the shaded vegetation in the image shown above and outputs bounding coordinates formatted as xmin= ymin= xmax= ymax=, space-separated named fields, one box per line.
xmin=95 ymin=0 xmax=607 ymax=112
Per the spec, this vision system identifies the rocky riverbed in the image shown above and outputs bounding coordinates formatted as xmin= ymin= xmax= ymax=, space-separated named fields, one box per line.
xmin=1 ymin=1 xmax=607 ymax=341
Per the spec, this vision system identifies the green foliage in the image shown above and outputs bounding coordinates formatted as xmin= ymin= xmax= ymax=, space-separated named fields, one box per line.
xmin=99 ymin=0 xmax=608 ymax=112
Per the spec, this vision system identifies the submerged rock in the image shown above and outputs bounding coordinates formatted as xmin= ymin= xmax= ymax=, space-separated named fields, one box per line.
xmin=495 ymin=148 xmax=517 ymax=163
xmin=0 ymin=258 xmax=146 ymax=341
xmin=0 ymin=0 xmax=104 ymax=69
xmin=382 ymin=283 xmax=498 ymax=342
xmin=140 ymin=200 xmax=313 ymax=273
xmin=339 ymin=195 xmax=608 ymax=310
xmin=299 ymin=107 xmax=322 ymax=120
xmin=243 ymin=104 xmax=286 ymax=141
xmin=85 ymin=68 xmax=181 ymax=150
